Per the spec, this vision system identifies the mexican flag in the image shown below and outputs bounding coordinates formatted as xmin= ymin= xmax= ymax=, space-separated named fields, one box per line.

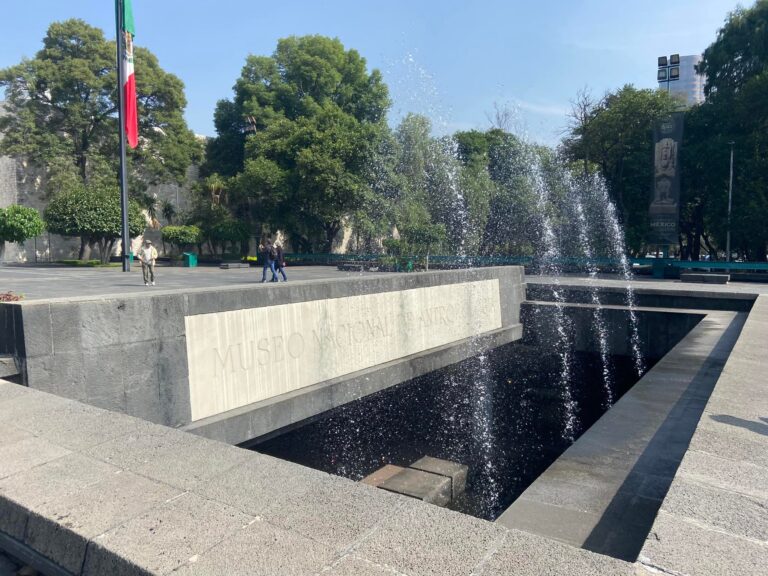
xmin=120 ymin=0 xmax=138 ymax=148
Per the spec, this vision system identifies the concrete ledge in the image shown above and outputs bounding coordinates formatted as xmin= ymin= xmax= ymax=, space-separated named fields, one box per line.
xmin=638 ymin=294 xmax=768 ymax=576
xmin=3 ymin=266 xmax=525 ymax=432
xmin=681 ymin=273 xmax=729 ymax=284
xmin=497 ymin=308 xmax=745 ymax=562
xmin=0 ymin=380 xmax=635 ymax=575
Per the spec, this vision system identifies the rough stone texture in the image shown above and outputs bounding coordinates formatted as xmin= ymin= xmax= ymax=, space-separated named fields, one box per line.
xmin=24 ymin=472 xmax=182 ymax=574
xmin=325 ymin=556 xmax=405 ymax=576
xmin=379 ymin=468 xmax=452 ymax=506
xmin=638 ymin=295 xmax=768 ymax=576
xmin=408 ymin=456 xmax=468 ymax=499
xmin=483 ymin=529 xmax=637 ymax=576
xmin=5 ymin=267 xmax=524 ymax=441
xmin=171 ymin=518 xmax=338 ymax=576
xmin=1 ymin=283 xmax=766 ymax=576
xmin=497 ymin=310 xmax=743 ymax=561
xmin=640 ymin=511 xmax=768 ymax=576
xmin=0 ymin=453 xmax=119 ymax=540
xmin=354 ymin=500 xmax=507 ymax=576
xmin=261 ymin=475 xmax=406 ymax=552
xmin=82 ymin=492 xmax=254 ymax=576
xmin=361 ymin=464 xmax=404 ymax=487
xmin=0 ymin=379 xmax=636 ymax=576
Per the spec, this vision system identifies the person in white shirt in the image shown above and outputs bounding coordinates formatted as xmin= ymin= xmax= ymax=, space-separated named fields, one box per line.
xmin=140 ymin=239 xmax=158 ymax=286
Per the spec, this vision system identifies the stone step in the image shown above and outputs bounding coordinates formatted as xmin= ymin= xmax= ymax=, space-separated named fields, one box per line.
xmin=409 ymin=456 xmax=468 ymax=500
xmin=379 ymin=468 xmax=452 ymax=506
xmin=360 ymin=464 xmax=404 ymax=487
xmin=0 ymin=355 xmax=19 ymax=378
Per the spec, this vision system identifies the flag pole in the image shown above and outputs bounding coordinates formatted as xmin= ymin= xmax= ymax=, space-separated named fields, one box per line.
xmin=116 ymin=0 xmax=131 ymax=272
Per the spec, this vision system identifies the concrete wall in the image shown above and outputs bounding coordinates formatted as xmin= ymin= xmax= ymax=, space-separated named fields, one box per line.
xmin=525 ymin=284 xmax=755 ymax=312
xmin=1 ymin=267 xmax=524 ymax=442
xmin=0 ymin=100 xmax=198 ymax=262
xmin=522 ymin=302 xmax=705 ymax=361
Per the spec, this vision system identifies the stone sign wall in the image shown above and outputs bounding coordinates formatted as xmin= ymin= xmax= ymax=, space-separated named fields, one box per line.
xmin=3 ymin=267 xmax=524 ymax=440
xmin=186 ymin=280 xmax=502 ymax=421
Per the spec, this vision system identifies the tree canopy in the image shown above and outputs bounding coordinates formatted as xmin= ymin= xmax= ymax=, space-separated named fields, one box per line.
xmin=203 ymin=35 xmax=390 ymax=252
xmin=44 ymin=183 xmax=145 ymax=263
xmin=0 ymin=19 xmax=202 ymax=191
xmin=0 ymin=205 xmax=45 ymax=245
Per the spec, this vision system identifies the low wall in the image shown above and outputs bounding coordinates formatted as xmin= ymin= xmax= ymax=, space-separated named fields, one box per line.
xmin=0 ymin=379 xmax=636 ymax=576
xmin=637 ymin=295 xmax=768 ymax=575
xmin=0 ymin=267 xmax=524 ymax=442
xmin=497 ymin=308 xmax=744 ymax=561
xmin=525 ymin=283 xmax=755 ymax=312
xmin=522 ymin=302 xmax=705 ymax=360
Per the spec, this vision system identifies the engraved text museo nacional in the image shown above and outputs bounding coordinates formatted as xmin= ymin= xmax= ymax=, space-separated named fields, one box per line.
xmin=211 ymin=301 xmax=477 ymax=376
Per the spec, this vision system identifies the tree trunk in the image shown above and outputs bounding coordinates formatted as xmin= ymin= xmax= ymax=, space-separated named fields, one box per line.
xmin=323 ymin=222 xmax=341 ymax=253
xmin=702 ymin=233 xmax=717 ymax=260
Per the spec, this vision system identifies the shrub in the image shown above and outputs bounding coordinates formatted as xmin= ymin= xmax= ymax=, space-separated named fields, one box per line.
xmin=161 ymin=225 xmax=203 ymax=253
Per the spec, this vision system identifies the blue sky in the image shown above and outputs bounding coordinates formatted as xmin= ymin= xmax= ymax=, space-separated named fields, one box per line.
xmin=0 ymin=0 xmax=742 ymax=145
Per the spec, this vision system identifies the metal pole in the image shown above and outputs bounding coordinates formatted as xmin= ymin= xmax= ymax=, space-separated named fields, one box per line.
xmin=116 ymin=0 xmax=131 ymax=272
xmin=726 ymin=141 xmax=734 ymax=263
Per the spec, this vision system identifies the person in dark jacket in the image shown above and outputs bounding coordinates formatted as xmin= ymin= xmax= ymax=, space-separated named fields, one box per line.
xmin=260 ymin=239 xmax=277 ymax=283
xmin=275 ymin=243 xmax=287 ymax=282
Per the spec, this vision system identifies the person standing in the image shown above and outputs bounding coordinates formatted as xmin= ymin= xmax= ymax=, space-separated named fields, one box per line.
xmin=275 ymin=243 xmax=287 ymax=282
xmin=140 ymin=239 xmax=158 ymax=286
xmin=260 ymin=239 xmax=277 ymax=283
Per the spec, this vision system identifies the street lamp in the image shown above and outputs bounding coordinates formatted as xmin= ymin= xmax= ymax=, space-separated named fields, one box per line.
xmin=726 ymin=141 xmax=735 ymax=262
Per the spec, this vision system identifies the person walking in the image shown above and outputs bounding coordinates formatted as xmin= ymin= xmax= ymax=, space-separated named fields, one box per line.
xmin=140 ymin=239 xmax=158 ymax=286
xmin=275 ymin=243 xmax=287 ymax=282
xmin=260 ymin=239 xmax=278 ymax=283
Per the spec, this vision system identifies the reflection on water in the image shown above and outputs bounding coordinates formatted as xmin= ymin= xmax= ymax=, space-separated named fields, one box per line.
xmin=254 ymin=342 xmax=653 ymax=520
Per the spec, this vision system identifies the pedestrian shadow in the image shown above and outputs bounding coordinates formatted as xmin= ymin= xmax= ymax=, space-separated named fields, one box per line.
xmin=709 ymin=414 xmax=768 ymax=437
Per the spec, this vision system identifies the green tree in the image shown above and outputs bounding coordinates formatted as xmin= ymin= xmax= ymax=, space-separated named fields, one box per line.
xmin=205 ymin=35 xmax=390 ymax=252
xmin=44 ymin=184 xmax=145 ymax=263
xmin=690 ymin=0 xmax=768 ymax=260
xmin=0 ymin=19 xmax=202 ymax=189
xmin=561 ymin=85 xmax=678 ymax=254
xmin=0 ymin=205 xmax=45 ymax=258
xmin=161 ymin=225 xmax=202 ymax=255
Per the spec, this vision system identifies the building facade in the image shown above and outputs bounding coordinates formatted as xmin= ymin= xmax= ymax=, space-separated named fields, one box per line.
xmin=658 ymin=54 xmax=706 ymax=107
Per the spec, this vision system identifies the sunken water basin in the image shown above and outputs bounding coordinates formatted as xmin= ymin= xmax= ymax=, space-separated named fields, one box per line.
xmin=252 ymin=304 xmax=701 ymax=521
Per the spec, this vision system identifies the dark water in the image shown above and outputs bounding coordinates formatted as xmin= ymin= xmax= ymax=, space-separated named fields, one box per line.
xmin=255 ymin=342 xmax=654 ymax=520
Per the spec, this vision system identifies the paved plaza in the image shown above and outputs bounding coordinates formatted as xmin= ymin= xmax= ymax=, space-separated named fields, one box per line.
xmin=3 ymin=264 xmax=768 ymax=303
xmin=0 ymin=264 xmax=384 ymax=301
xmin=0 ymin=267 xmax=766 ymax=575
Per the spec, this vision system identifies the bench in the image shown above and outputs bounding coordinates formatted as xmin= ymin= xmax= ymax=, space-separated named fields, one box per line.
xmin=219 ymin=263 xmax=251 ymax=269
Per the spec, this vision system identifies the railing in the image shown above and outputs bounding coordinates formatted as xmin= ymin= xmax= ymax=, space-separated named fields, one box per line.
xmin=282 ymin=253 xmax=768 ymax=275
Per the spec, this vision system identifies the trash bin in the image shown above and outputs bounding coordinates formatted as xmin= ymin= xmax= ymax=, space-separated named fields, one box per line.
xmin=182 ymin=252 xmax=198 ymax=268
xmin=128 ymin=251 xmax=134 ymax=264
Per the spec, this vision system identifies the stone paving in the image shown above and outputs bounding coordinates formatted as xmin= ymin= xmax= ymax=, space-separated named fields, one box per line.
xmin=497 ymin=308 xmax=744 ymax=561
xmin=0 ymin=380 xmax=638 ymax=576
xmin=637 ymin=294 xmax=768 ymax=576
xmin=0 ymin=264 xmax=381 ymax=301
xmin=3 ymin=264 xmax=768 ymax=303
xmin=0 ymin=272 xmax=766 ymax=575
